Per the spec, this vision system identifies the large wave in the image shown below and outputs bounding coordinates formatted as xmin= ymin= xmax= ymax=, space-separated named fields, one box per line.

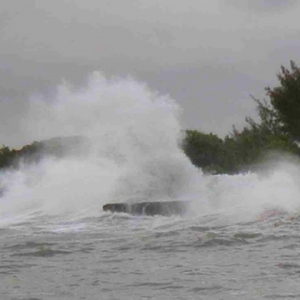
xmin=0 ymin=73 xmax=300 ymax=225
xmin=0 ymin=73 xmax=199 ymax=220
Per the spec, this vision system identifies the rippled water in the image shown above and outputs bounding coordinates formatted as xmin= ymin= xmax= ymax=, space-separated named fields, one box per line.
xmin=1 ymin=205 xmax=300 ymax=300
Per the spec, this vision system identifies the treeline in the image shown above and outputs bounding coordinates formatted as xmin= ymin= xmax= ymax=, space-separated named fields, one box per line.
xmin=182 ymin=61 xmax=300 ymax=174
xmin=0 ymin=136 xmax=84 ymax=170
xmin=1 ymin=61 xmax=300 ymax=174
xmin=0 ymin=142 xmax=43 ymax=170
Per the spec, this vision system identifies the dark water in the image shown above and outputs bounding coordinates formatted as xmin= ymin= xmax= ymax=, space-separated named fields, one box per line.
xmin=1 ymin=208 xmax=300 ymax=300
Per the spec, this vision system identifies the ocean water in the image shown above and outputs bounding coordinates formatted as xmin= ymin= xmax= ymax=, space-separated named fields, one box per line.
xmin=1 ymin=74 xmax=300 ymax=299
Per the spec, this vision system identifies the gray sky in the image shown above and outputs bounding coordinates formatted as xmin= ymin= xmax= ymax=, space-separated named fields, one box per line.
xmin=1 ymin=0 xmax=300 ymax=147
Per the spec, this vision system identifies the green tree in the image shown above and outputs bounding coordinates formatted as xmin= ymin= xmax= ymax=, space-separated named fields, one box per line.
xmin=224 ymin=119 xmax=299 ymax=173
xmin=182 ymin=61 xmax=300 ymax=174
xmin=0 ymin=146 xmax=17 ymax=169
xmin=256 ymin=60 xmax=300 ymax=140
xmin=182 ymin=130 xmax=230 ymax=173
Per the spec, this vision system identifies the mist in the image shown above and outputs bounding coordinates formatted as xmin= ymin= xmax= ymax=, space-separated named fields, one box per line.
xmin=0 ymin=73 xmax=199 ymax=221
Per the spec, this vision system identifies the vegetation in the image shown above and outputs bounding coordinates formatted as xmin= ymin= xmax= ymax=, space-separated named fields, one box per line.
xmin=182 ymin=130 xmax=233 ymax=174
xmin=0 ymin=136 xmax=84 ymax=171
xmin=0 ymin=146 xmax=17 ymax=170
xmin=182 ymin=61 xmax=300 ymax=174
xmin=1 ymin=61 xmax=300 ymax=174
xmin=0 ymin=142 xmax=45 ymax=170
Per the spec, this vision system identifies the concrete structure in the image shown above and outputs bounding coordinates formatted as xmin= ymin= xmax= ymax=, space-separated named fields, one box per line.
xmin=103 ymin=201 xmax=189 ymax=216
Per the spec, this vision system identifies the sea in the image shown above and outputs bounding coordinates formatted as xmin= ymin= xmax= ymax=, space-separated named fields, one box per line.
xmin=0 ymin=73 xmax=300 ymax=299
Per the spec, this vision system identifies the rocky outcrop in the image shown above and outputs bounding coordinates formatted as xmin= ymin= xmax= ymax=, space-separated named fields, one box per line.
xmin=103 ymin=200 xmax=189 ymax=216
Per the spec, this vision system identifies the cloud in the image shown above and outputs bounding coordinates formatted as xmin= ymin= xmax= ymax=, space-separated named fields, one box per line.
xmin=226 ymin=0 xmax=299 ymax=13
xmin=1 ymin=0 xmax=300 ymax=147
xmin=2 ymin=0 xmax=298 ymax=66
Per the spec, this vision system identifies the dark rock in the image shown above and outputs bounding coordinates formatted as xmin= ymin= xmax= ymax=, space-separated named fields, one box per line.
xmin=103 ymin=200 xmax=189 ymax=216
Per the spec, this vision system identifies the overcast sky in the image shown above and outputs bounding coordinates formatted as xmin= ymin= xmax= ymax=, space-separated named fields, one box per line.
xmin=1 ymin=0 xmax=300 ymax=147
